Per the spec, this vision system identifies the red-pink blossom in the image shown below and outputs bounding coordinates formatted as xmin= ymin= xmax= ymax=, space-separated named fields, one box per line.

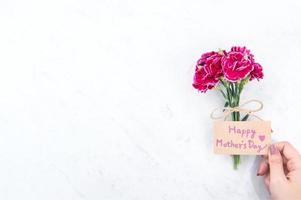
xmin=250 ymin=63 xmax=264 ymax=80
xmin=221 ymin=46 xmax=254 ymax=82
xmin=193 ymin=51 xmax=223 ymax=92
xmin=193 ymin=46 xmax=264 ymax=93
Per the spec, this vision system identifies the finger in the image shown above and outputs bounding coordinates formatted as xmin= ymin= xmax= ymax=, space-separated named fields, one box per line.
xmin=261 ymin=154 xmax=268 ymax=159
xmin=286 ymin=157 xmax=301 ymax=172
xmin=264 ymin=174 xmax=271 ymax=194
xmin=274 ymin=142 xmax=301 ymax=163
xmin=268 ymin=144 xmax=287 ymax=183
xmin=282 ymin=155 xmax=288 ymax=165
xmin=264 ymin=173 xmax=270 ymax=189
xmin=274 ymin=142 xmax=301 ymax=174
xmin=257 ymin=158 xmax=269 ymax=176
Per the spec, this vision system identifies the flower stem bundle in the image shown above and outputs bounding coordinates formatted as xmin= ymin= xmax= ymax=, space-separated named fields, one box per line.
xmin=193 ymin=46 xmax=264 ymax=169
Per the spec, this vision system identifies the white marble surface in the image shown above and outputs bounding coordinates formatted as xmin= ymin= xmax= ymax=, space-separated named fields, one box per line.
xmin=1 ymin=0 xmax=301 ymax=199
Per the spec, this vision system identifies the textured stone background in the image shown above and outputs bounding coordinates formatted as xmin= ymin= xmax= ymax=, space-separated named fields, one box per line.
xmin=0 ymin=0 xmax=300 ymax=199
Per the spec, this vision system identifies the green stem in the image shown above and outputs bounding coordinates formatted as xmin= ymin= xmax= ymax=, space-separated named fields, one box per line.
xmin=230 ymin=82 xmax=241 ymax=169
xmin=219 ymin=80 xmax=243 ymax=169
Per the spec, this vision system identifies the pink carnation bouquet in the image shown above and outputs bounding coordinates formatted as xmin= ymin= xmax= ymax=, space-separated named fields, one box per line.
xmin=192 ymin=46 xmax=264 ymax=169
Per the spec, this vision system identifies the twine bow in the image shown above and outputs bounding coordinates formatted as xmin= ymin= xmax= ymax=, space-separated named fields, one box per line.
xmin=210 ymin=99 xmax=264 ymax=121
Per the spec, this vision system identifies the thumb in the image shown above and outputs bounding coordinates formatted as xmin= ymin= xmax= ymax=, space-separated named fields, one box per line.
xmin=268 ymin=144 xmax=287 ymax=182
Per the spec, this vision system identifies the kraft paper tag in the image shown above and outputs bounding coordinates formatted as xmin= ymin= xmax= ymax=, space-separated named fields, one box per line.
xmin=213 ymin=121 xmax=271 ymax=155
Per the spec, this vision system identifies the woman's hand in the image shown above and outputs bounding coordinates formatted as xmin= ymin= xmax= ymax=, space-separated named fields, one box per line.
xmin=257 ymin=142 xmax=301 ymax=200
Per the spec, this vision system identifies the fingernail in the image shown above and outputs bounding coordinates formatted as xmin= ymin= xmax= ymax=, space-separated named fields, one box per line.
xmin=269 ymin=144 xmax=278 ymax=155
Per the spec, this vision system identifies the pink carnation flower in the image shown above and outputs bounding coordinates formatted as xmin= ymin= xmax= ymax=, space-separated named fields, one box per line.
xmin=221 ymin=46 xmax=254 ymax=82
xmin=193 ymin=46 xmax=264 ymax=93
xmin=250 ymin=62 xmax=264 ymax=80
xmin=193 ymin=51 xmax=223 ymax=92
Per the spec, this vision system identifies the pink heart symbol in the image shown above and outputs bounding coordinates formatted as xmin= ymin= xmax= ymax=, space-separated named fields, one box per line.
xmin=258 ymin=135 xmax=265 ymax=142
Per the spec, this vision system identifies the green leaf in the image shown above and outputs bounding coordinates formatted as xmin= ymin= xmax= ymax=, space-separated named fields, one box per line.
xmin=219 ymin=78 xmax=226 ymax=87
xmin=238 ymin=76 xmax=250 ymax=94
xmin=222 ymin=102 xmax=228 ymax=112
xmin=230 ymin=82 xmax=235 ymax=96
xmin=241 ymin=114 xmax=249 ymax=121
xmin=224 ymin=102 xmax=229 ymax=107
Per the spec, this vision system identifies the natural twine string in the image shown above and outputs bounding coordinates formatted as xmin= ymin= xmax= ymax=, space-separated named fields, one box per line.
xmin=210 ymin=99 xmax=264 ymax=121
xmin=210 ymin=99 xmax=273 ymax=134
